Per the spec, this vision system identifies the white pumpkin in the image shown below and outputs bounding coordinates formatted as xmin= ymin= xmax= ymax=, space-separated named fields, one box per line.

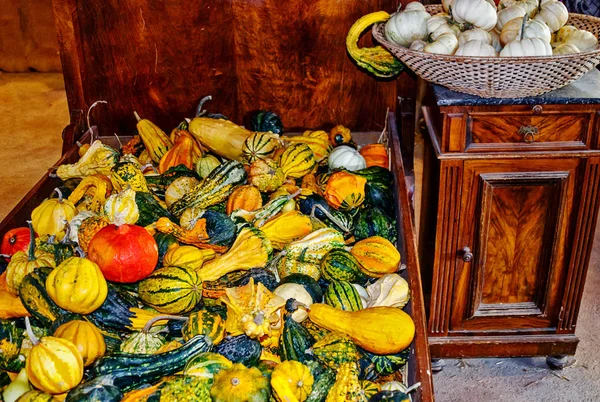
xmin=498 ymin=0 xmax=540 ymax=17
xmin=553 ymin=43 xmax=580 ymax=55
xmin=458 ymin=28 xmax=492 ymax=46
xmin=404 ymin=1 xmax=427 ymax=12
xmin=384 ymin=4 xmax=431 ymax=47
xmin=564 ymin=30 xmax=599 ymax=52
xmin=328 ymin=145 xmax=366 ymax=171
xmin=274 ymin=283 xmax=312 ymax=322
xmin=500 ymin=17 xmax=552 ymax=45
xmin=534 ymin=0 xmax=568 ymax=33
xmin=424 ymin=32 xmax=459 ymax=55
xmin=500 ymin=37 xmax=553 ymax=56
xmin=452 ymin=0 xmax=498 ymax=31
xmin=444 ymin=0 xmax=495 ymax=13
xmin=489 ymin=29 xmax=503 ymax=52
xmin=410 ymin=39 xmax=427 ymax=51
xmin=555 ymin=25 xmax=578 ymax=43
xmin=427 ymin=14 xmax=461 ymax=41
xmin=496 ymin=5 xmax=527 ymax=31
xmin=455 ymin=40 xmax=498 ymax=56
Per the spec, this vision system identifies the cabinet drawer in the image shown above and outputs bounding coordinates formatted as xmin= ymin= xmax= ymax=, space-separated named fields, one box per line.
xmin=466 ymin=111 xmax=592 ymax=152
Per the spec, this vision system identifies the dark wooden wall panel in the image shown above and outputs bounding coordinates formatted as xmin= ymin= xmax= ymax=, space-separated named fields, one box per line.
xmin=53 ymin=0 xmax=412 ymax=141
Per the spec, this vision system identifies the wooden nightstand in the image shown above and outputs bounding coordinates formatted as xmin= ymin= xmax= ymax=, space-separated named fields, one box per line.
xmin=418 ymin=70 xmax=600 ymax=369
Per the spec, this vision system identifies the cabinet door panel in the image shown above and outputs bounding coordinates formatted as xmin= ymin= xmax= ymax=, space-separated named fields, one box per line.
xmin=450 ymin=159 xmax=579 ymax=332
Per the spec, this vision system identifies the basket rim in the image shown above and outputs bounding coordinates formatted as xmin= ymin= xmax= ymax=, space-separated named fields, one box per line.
xmin=374 ymin=4 xmax=600 ymax=64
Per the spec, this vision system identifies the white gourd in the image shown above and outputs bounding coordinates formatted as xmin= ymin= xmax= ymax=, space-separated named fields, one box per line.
xmin=427 ymin=14 xmax=461 ymax=41
xmin=496 ymin=5 xmax=526 ymax=31
xmin=555 ymin=25 xmax=578 ymax=43
xmin=424 ymin=32 xmax=459 ymax=55
xmin=498 ymin=0 xmax=540 ymax=17
xmin=534 ymin=0 xmax=568 ymax=33
xmin=458 ymin=28 xmax=492 ymax=46
xmin=366 ymin=274 xmax=410 ymax=308
xmin=455 ymin=40 xmax=498 ymax=56
xmin=404 ymin=1 xmax=427 ymax=12
xmin=328 ymin=145 xmax=366 ymax=171
xmin=552 ymin=43 xmax=580 ymax=55
xmin=564 ymin=30 xmax=599 ymax=52
xmin=445 ymin=0 xmax=495 ymax=13
xmin=384 ymin=4 xmax=431 ymax=47
xmin=500 ymin=17 xmax=552 ymax=45
xmin=489 ymin=29 xmax=503 ymax=52
xmin=410 ymin=39 xmax=427 ymax=51
xmin=500 ymin=37 xmax=553 ymax=56
xmin=274 ymin=283 xmax=312 ymax=322
xmin=352 ymin=284 xmax=370 ymax=309
xmin=451 ymin=0 xmax=498 ymax=31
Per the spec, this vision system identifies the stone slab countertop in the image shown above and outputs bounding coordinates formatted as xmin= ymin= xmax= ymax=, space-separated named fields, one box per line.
xmin=433 ymin=68 xmax=600 ymax=106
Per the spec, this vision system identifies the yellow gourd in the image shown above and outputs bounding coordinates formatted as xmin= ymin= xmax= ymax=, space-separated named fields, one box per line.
xmin=351 ymin=236 xmax=400 ymax=277
xmin=162 ymin=245 xmax=216 ymax=270
xmin=31 ymin=189 xmax=78 ymax=241
xmin=307 ymin=304 xmax=415 ymax=354
xmin=53 ymin=320 xmax=106 ymax=367
xmin=45 ymin=256 xmax=108 ymax=314
xmin=188 ymin=117 xmax=253 ymax=161
xmin=260 ymin=211 xmax=313 ymax=250
xmin=67 ymin=175 xmax=112 ymax=214
xmin=325 ymin=362 xmax=364 ymax=402
xmin=197 ymin=228 xmax=272 ymax=281
xmin=56 ymin=140 xmax=119 ymax=180
xmin=271 ymin=361 xmax=314 ymax=402
xmin=134 ymin=111 xmax=173 ymax=163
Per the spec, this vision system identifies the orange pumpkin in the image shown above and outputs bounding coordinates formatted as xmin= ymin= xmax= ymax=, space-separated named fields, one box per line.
xmin=324 ymin=171 xmax=367 ymax=211
xmin=359 ymin=144 xmax=389 ymax=169
xmin=226 ymin=185 xmax=263 ymax=215
xmin=87 ymin=224 xmax=158 ymax=283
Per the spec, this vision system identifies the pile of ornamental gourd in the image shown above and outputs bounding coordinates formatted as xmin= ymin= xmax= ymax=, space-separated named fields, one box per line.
xmin=0 ymin=103 xmax=416 ymax=402
xmin=384 ymin=0 xmax=598 ymax=57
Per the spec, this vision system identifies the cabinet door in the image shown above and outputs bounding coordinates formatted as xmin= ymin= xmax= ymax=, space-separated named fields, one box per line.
xmin=450 ymin=158 xmax=579 ymax=333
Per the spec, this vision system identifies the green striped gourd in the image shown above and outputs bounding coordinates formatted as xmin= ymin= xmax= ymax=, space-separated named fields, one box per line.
xmin=321 ymin=248 xmax=368 ymax=284
xmin=120 ymin=331 xmax=166 ymax=354
xmin=311 ymin=331 xmax=358 ymax=369
xmin=184 ymin=352 xmax=233 ymax=379
xmin=241 ymin=132 xmax=281 ymax=162
xmin=324 ymin=281 xmax=363 ymax=311
xmin=169 ymin=160 xmax=247 ymax=217
xmin=138 ymin=266 xmax=202 ymax=315
xmin=181 ymin=310 xmax=226 ymax=345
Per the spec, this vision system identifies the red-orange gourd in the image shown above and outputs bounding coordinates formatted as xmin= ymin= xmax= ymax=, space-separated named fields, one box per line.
xmin=87 ymin=224 xmax=158 ymax=283
xmin=359 ymin=144 xmax=389 ymax=169
xmin=226 ymin=185 xmax=263 ymax=215
xmin=1 ymin=227 xmax=31 ymax=262
xmin=158 ymin=130 xmax=196 ymax=173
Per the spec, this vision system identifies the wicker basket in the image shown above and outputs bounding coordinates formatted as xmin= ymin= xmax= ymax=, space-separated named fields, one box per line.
xmin=372 ymin=5 xmax=600 ymax=98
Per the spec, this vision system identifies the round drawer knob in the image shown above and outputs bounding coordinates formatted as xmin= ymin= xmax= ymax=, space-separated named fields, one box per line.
xmin=461 ymin=247 xmax=474 ymax=262
xmin=533 ymin=105 xmax=543 ymax=114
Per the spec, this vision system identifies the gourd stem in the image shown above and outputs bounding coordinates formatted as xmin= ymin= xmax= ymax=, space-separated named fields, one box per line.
xmin=0 ymin=254 xmax=10 ymax=258
xmin=377 ymin=107 xmax=390 ymax=144
xmin=24 ymin=317 xmax=39 ymax=346
xmin=53 ymin=187 xmax=64 ymax=202
xmin=87 ymin=100 xmax=108 ymax=132
xmin=26 ymin=221 xmax=35 ymax=262
xmin=195 ymin=95 xmax=213 ymax=117
xmin=114 ymin=133 xmax=123 ymax=149
xmin=134 ymin=111 xmax=142 ymax=122
xmin=74 ymin=247 xmax=86 ymax=258
xmin=520 ymin=14 xmax=529 ymax=41
xmin=143 ymin=314 xmax=188 ymax=333
xmin=406 ymin=382 xmax=422 ymax=393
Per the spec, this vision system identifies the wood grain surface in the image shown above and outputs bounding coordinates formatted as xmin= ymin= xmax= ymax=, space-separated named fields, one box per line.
xmin=52 ymin=0 xmax=413 ymax=142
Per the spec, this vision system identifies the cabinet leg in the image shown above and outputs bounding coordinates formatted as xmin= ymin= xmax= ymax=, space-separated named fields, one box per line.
xmin=431 ymin=358 xmax=445 ymax=373
xmin=546 ymin=355 xmax=571 ymax=370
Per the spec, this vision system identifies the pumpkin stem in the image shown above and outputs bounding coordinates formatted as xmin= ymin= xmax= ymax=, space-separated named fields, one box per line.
xmin=195 ymin=95 xmax=213 ymax=117
xmin=143 ymin=314 xmax=188 ymax=333
xmin=520 ymin=14 xmax=529 ymax=41
xmin=53 ymin=187 xmax=64 ymax=202
xmin=133 ymin=111 xmax=142 ymax=122
xmin=24 ymin=317 xmax=39 ymax=346
xmin=25 ymin=221 xmax=36 ymax=262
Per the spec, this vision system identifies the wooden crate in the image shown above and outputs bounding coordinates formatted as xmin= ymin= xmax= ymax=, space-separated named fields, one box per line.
xmin=0 ymin=0 xmax=434 ymax=399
